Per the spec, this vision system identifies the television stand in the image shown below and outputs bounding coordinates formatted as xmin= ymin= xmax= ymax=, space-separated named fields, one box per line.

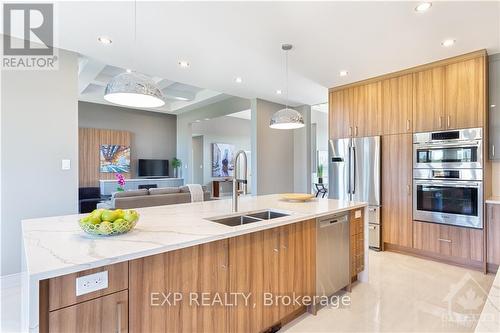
xmin=99 ymin=178 xmax=184 ymax=196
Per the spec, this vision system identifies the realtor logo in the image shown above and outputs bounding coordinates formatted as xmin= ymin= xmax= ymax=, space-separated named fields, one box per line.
xmin=2 ymin=3 xmax=57 ymax=69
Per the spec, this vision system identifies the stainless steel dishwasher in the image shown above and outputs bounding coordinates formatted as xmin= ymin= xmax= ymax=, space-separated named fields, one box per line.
xmin=314 ymin=212 xmax=350 ymax=312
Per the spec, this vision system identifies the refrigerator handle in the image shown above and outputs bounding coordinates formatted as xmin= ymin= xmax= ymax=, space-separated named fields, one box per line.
xmin=347 ymin=147 xmax=351 ymax=194
xmin=352 ymin=146 xmax=356 ymax=195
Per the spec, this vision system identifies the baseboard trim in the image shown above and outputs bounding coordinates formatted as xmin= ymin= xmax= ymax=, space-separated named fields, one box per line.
xmin=384 ymin=243 xmax=484 ymax=271
xmin=487 ymin=263 xmax=499 ymax=274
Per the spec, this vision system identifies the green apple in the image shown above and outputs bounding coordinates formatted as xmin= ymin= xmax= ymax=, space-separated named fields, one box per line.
xmin=112 ymin=219 xmax=127 ymax=232
xmin=89 ymin=208 xmax=104 ymax=221
xmin=101 ymin=210 xmax=120 ymax=222
xmin=124 ymin=210 xmax=139 ymax=222
xmin=114 ymin=209 xmax=125 ymax=219
xmin=98 ymin=221 xmax=113 ymax=234
xmin=88 ymin=215 xmax=101 ymax=225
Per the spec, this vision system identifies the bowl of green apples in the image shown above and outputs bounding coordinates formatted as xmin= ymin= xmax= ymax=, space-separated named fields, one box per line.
xmin=79 ymin=209 xmax=139 ymax=236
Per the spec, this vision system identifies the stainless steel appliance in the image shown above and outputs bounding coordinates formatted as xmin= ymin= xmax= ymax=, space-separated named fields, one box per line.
xmin=412 ymin=128 xmax=483 ymax=229
xmin=413 ymin=128 xmax=483 ymax=169
xmin=314 ymin=212 xmax=350 ymax=313
xmin=329 ymin=137 xmax=381 ymax=249
xmin=413 ymin=169 xmax=483 ymax=228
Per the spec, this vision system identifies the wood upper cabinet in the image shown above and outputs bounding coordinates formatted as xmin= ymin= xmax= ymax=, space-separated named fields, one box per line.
xmin=129 ymin=239 xmax=229 ymax=333
xmin=487 ymin=204 xmax=500 ymax=266
xmin=329 ymin=83 xmax=381 ymax=139
xmin=445 ymin=56 xmax=485 ymax=129
xmin=413 ymin=66 xmax=446 ymax=132
xmin=382 ymin=133 xmax=413 ymax=248
xmin=355 ymin=82 xmax=382 ymax=137
xmin=48 ymin=290 xmax=128 ymax=333
xmin=381 ymin=74 xmax=413 ymax=135
xmin=329 ymin=90 xmax=346 ymax=139
xmin=229 ymin=220 xmax=315 ymax=333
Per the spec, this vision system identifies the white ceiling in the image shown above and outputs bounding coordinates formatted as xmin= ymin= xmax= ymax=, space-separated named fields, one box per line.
xmin=19 ymin=2 xmax=500 ymax=106
xmin=77 ymin=56 xmax=228 ymax=113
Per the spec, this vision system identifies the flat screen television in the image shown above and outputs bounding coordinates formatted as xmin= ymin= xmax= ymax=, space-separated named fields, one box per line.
xmin=138 ymin=159 xmax=169 ymax=177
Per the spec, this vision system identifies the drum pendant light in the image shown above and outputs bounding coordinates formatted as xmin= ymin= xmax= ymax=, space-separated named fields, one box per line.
xmin=104 ymin=1 xmax=165 ymax=108
xmin=269 ymin=44 xmax=304 ymax=129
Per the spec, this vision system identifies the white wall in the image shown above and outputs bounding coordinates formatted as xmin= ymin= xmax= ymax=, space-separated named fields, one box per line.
xmin=1 ymin=48 xmax=79 ymax=276
xmin=192 ymin=116 xmax=251 ymax=191
xmin=78 ymin=101 xmax=177 ymax=177
xmin=177 ymin=97 xmax=250 ymax=183
xmin=251 ymin=99 xmax=311 ymax=195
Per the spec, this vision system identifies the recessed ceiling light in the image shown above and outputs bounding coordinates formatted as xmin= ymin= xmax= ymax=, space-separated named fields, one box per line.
xmin=97 ymin=36 xmax=112 ymax=45
xmin=491 ymin=104 xmax=496 ymax=108
xmin=178 ymin=60 xmax=190 ymax=68
xmin=235 ymin=77 xmax=243 ymax=83
xmin=415 ymin=2 xmax=432 ymax=13
xmin=195 ymin=119 xmax=201 ymax=122
xmin=126 ymin=69 xmax=132 ymax=73
xmin=276 ymin=90 xmax=282 ymax=95
xmin=441 ymin=39 xmax=456 ymax=47
xmin=339 ymin=70 xmax=349 ymax=77
xmin=204 ymin=118 xmax=210 ymax=121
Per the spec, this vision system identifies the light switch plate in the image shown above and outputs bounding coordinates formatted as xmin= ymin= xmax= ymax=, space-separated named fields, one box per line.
xmin=61 ymin=159 xmax=71 ymax=170
xmin=355 ymin=210 xmax=362 ymax=219
xmin=75 ymin=271 xmax=108 ymax=296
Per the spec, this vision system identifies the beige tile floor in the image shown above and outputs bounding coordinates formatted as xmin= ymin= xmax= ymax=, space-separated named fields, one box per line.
xmin=284 ymin=251 xmax=495 ymax=333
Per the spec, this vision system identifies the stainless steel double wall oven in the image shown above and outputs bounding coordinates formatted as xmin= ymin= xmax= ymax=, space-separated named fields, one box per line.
xmin=413 ymin=128 xmax=483 ymax=229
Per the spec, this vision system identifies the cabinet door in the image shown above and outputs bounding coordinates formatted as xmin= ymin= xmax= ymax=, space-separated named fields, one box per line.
xmin=487 ymin=204 xmax=500 ymax=265
xmin=350 ymin=209 xmax=364 ymax=279
xmin=413 ymin=221 xmax=483 ymax=263
xmin=489 ymin=55 xmax=500 ymax=159
xmin=278 ymin=220 xmax=316 ymax=319
xmin=228 ymin=229 xmax=279 ymax=333
xmin=329 ymin=90 xmax=345 ymax=139
xmin=49 ymin=290 xmax=128 ymax=333
xmin=355 ymin=82 xmax=382 ymax=137
xmin=381 ymin=134 xmax=413 ymax=248
xmin=413 ymin=67 xmax=445 ymax=132
xmin=382 ymin=74 xmax=413 ymax=135
xmin=343 ymin=88 xmax=355 ymax=138
xmin=129 ymin=240 xmax=229 ymax=333
xmin=445 ymin=57 xmax=485 ymax=129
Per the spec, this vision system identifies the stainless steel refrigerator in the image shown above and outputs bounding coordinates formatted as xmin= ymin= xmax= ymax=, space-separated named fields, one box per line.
xmin=328 ymin=136 xmax=381 ymax=250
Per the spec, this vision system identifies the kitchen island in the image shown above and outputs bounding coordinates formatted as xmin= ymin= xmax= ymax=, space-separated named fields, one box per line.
xmin=21 ymin=194 xmax=367 ymax=332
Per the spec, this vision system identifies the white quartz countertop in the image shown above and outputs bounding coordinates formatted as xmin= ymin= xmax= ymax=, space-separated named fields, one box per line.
xmin=22 ymin=194 xmax=367 ymax=280
xmin=486 ymin=197 xmax=500 ymax=205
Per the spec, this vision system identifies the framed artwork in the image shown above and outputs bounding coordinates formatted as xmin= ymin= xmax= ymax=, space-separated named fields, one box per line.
xmin=100 ymin=144 xmax=130 ymax=173
xmin=212 ymin=143 xmax=235 ymax=177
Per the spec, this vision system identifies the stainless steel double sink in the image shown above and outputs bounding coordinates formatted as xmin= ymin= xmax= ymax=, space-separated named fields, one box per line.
xmin=207 ymin=209 xmax=289 ymax=227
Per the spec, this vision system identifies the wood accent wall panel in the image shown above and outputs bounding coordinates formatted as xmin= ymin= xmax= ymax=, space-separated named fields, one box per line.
xmin=381 ymin=134 xmax=413 ymax=248
xmin=48 ymin=262 xmax=129 ymax=311
xmin=48 ymin=290 xmax=128 ymax=333
xmin=445 ymin=56 xmax=485 ymax=129
xmin=129 ymin=239 xmax=229 ymax=333
xmin=79 ymin=128 xmax=132 ymax=187
xmin=413 ymin=67 xmax=445 ymax=132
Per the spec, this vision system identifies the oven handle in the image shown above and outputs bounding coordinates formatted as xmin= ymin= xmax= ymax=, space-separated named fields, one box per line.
xmin=414 ymin=180 xmax=480 ymax=188
xmin=414 ymin=140 xmax=480 ymax=149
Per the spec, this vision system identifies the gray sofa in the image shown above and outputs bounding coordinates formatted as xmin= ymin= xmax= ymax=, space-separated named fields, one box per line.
xmin=98 ymin=186 xmax=211 ymax=209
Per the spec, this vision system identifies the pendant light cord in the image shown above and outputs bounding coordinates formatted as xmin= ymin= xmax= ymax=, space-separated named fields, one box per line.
xmin=285 ymin=49 xmax=289 ymax=109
